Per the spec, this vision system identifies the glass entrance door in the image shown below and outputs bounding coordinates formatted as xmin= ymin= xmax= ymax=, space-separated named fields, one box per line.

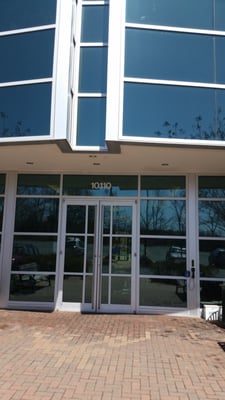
xmin=59 ymin=200 xmax=136 ymax=312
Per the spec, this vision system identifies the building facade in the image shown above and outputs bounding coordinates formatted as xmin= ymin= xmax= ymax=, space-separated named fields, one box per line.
xmin=1 ymin=0 xmax=225 ymax=317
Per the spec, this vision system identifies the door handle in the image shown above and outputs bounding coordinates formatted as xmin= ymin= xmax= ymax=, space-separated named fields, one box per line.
xmin=191 ymin=267 xmax=195 ymax=279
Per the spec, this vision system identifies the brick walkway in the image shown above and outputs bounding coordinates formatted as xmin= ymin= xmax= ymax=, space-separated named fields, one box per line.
xmin=0 ymin=311 xmax=225 ymax=399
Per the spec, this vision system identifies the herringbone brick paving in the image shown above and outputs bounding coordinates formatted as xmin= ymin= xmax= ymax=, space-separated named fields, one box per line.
xmin=0 ymin=311 xmax=225 ymax=399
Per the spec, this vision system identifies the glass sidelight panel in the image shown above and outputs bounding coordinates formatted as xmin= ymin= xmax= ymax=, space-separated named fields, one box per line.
xmin=9 ymin=274 xmax=55 ymax=302
xmin=111 ymin=277 xmax=131 ymax=305
xmin=63 ymin=203 xmax=96 ymax=305
xmin=139 ymin=278 xmax=187 ymax=307
xmin=101 ymin=204 xmax=133 ymax=308
xmin=140 ymin=199 xmax=186 ymax=235
xmin=140 ymin=238 xmax=186 ymax=276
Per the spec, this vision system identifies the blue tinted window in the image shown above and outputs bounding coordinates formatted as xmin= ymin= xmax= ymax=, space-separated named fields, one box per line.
xmin=63 ymin=175 xmax=137 ymax=196
xmin=77 ymin=98 xmax=106 ymax=146
xmin=199 ymin=176 xmax=225 ymax=198
xmin=0 ymin=84 xmax=52 ymax=137
xmin=79 ymin=47 xmax=107 ymax=92
xmin=199 ymin=201 xmax=225 ymax=237
xmin=15 ymin=198 xmax=59 ymax=232
xmin=0 ymin=30 xmax=55 ymax=83
xmin=140 ymin=200 xmax=186 ymax=235
xmin=141 ymin=176 xmax=185 ymax=197
xmin=123 ymin=83 xmax=225 ymax=141
xmin=215 ymin=0 xmax=225 ymax=30
xmin=0 ymin=0 xmax=56 ymax=31
xmin=125 ymin=29 xmax=225 ymax=84
xmin=81 ymin=6 xmax=109 ymax=42
xmin=17 ymin=175 xmax=60 ymax=195
xmin=126 ymin=0 xmax=216 ymax=30
xmin=216 ymin=38 xmax=225 ymax=83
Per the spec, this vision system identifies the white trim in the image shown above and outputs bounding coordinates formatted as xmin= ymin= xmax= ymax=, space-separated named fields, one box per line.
xmin=52 ymin=0 xmax=74 ymax=140
xmin=105 ymin=0 xmax=125 ymax=142
xmin=80 ymin=42 xmax=108 ymax=47
xmin=70 ymin=0 xmax=82 ymax=148
xmin=0 ymin=78 xmax=52 ymax=88
xmin=124 ymin=77 xmax=225 ymax=90
xmin=0 ymin=25 xmax=56 ymax=37
xmin=118 ymin=135 xmax=225 ymax=148
xmin=78 ymin=93 xmax=106 ymax=97
xmin=82 ymin=1 xmax=110 ymax=4
xmin=125 ymin=23 xmax=225 ymax=37
xmin=186 ymin=175 xmax=199 ymax=310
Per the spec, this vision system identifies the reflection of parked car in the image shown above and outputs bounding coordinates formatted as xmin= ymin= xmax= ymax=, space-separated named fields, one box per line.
xmin=66 ymin=237 xmax=84 ymax=255
xmin=166 ymin=246 xmax=186 ymax=263
xmin=12 ymin=244 xmax=40 ymax=270
xmin=209 ymin=248 xmax=225 ymax=268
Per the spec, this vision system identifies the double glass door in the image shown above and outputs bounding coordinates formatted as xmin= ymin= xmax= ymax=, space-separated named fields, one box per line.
xmin=60 ymin=199 xmax=136 ymax=312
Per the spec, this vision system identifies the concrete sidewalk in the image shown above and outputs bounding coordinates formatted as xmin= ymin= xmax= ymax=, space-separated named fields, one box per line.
xmin=0 ymin=311 xmax=225 ymax=400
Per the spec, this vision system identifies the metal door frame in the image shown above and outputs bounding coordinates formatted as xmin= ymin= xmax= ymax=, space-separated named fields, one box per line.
xmin=56 ymin=198 xmax=137 ymax=313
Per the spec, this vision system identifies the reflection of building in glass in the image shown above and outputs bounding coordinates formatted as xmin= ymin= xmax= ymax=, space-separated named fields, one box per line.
xmin=1 ymin=1 xmax=225 ymax=319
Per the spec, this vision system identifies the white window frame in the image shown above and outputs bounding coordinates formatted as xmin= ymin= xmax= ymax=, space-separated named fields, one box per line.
xmin=106 ymin=0 xmax=225 ymax=149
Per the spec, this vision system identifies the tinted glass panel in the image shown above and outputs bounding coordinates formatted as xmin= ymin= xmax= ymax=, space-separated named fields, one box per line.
xmin=125 ymin=29 xmax=225 ymax=83
xmin=199 ymin=176 xmax=225 ymax=198
xmin=126 ymin=0 xmax=213 ymax=30
xmin=0 ymin=84 xmax=52 ymax=137
xmin=216 ymin=37 xmax=225 ymax=83
xmin=199 ymin=201 xmax=225 ymax=237
xmin=200 ymin=240 xmax=225 ymax=278
xmin=112 ymin=206 xmax=132 ymax=234
xmin=64 ymin=236 xmax=84 ymax=273
xmin=139 ymin=278 xmax=187 ymax=307
xmin=101 ymin=276 xmax=109 ymax=303
xmin=111 ymin=237 xmax=132 ymax=275
xmin=215 ymin=0 xmax=225 ymax=30
xmin=0 ymin=174 xmax=5 ymax=194
xmin=12 ymin=236 xmax=57 ymax=272
xmin=79 ymin=47 xmax=107 ymax=92
xmin=123 ymin=83 xmax=225 ymax=141
xmin=141 ymin=176 xmax=185 ymax=197
xmin=140 ymin=238 xmax=186 ymax=276
xmin=140 ymin=200 xmax=186 ymax=235
xmin=111 ymin=277 xmax=131 ymax=305
xmin=17 ymin=175 xmax=60 ymax=195
xmin=9 ymin=274 xmax=55 ymax=302
xmin=63 ymin=276 xmax=83 ymax=302
xmin=200 ymin=280 xmax=224 ymax=304
xmin=66 ymin=206 xmax=86 ymax=233
xmin=102 ymin=237 xmax=109 ymax=273
xmin=81 ymin=6 xmax=109 ymax=42
xmin=85 ymin=276 xmax=93 ymax=303
xmin=0 ymin=0 xmax=56 ymax=31
xmin=0 ymin=30 xmax=55 ymax=83
xmin=15 ymin=198 xmax=59 ymax=232
xmin=0 ymin=198 xmax=4 ymax=231
xmin=77 ymin=98 xmax=106 ymax=146
xmin=63 ymin=175 xmax=138 ymax=196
